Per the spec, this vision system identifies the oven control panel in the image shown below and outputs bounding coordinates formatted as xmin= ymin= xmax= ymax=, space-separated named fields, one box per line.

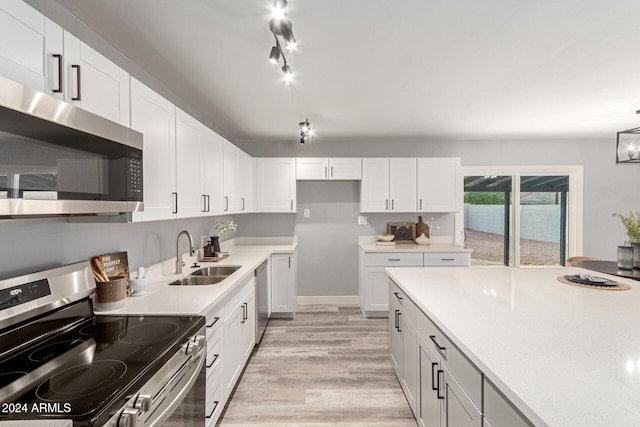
xmin=0 ymin=279 xmax=51 ymax=311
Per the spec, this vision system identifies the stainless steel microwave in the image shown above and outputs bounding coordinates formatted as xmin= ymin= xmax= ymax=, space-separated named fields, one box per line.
xmin=0 ymin=75 xmax=143 ymax=218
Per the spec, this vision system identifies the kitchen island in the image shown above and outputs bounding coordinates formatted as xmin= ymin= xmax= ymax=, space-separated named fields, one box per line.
xmin=386 ymin=266 xmax=640 ymax=427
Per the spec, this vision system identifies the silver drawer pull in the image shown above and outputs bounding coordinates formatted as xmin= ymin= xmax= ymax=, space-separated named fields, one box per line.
xmin=388 ymin=258 xmax=401 ymax=262
xmin=441 ymin=258 xmax=454 ymax=261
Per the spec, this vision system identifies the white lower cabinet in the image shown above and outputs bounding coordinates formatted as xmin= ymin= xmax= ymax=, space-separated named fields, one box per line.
xmin=417 ymin=335 xmax=442 ymax=427
xmin=271 ymin=251 xmax=297 ymax=318
xmin=442 ymin=365 xmax=482 ymax=427
xmin=483 ymin=378 xmax=532 ymax=427
xmin=204 ymin=274 xmax=256 ymax=426
xmin=389 ymin=282 xmax=418 ymax=415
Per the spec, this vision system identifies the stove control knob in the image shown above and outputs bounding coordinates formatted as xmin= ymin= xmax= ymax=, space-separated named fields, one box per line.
xmin=185 ymin=335 xmax=205 ymax=355
xmin=134 ymin=394 xmax=152 ymax=412
xmin=118 ymin=407 xmax=139 ymax=427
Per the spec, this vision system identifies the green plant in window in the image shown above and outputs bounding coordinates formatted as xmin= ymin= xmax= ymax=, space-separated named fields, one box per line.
xmin=612 ymin=211 xmax=640 ymax=244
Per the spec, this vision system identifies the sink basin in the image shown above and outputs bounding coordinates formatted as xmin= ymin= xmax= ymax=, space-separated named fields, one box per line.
xmin=191 ymin=266 xmax=241 ymax=277
xmin=168 ymin=276 xmax=227 ymax=286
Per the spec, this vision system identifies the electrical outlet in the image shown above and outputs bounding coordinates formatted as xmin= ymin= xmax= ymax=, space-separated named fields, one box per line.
xmin=200 ymin=235 xmax=208 ymax=248
xmin=358 ymin=215 xmax=367 ymax=225
xmin=304 ymin=209 xmax=310 ymax=218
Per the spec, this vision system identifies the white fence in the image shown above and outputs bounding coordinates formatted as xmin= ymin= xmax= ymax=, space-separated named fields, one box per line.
xmin=464 ymin=204 xmax=562 ymax=243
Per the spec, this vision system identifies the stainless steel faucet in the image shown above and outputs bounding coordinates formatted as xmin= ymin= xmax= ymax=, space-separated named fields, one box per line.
xmin=175 ymin=230 xmax=195 ymax=274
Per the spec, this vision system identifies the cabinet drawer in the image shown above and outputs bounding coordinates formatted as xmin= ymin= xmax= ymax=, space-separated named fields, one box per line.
xmin=423 ymin=252 xmax=470 ymax=266
xmin=417 ymin=310 xmax=482 ymax=409
xmin=205 ymin=371 xmax=224 ymax=426
xmin=206 ymin=326 xmax=223 ymax=373
xmin=389 ymin=280 xmax=416 ymax=326
xmin=484 ymin=378 xmax=532 ymax=427
xmin=364 ymin=252 xmax=423 ymax=266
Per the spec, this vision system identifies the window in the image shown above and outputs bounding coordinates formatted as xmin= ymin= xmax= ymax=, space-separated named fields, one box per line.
xmin=461 ymin=166 xmax=583 ymax=267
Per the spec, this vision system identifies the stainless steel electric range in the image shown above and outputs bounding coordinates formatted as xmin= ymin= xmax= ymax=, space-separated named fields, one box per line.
xmin=0 ymin=261 xmax=206 ymax=426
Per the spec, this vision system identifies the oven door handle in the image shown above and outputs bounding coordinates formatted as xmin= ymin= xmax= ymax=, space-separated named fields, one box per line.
xmin=151 ymin=346 xmax=206 ymax=426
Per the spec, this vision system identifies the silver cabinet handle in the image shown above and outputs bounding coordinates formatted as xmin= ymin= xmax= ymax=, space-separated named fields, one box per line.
xmin=52 ymin=54 xmax=63 ymax=93
xmin=331 ymin=166 xmax=334 ymax=178
xmin=201 ymin=194 xmax=207 ymax=212
xmin=441 ymin=258 xmax=454 ymax=261
xmin=419 ymin=199 xmax=423 ymax=210
xmin=386 ymin=199 xmax=389 ymax=210
xmin=325 ymin=166 xmax=328 ymax=178
xmin=388 ymin=258 xmax=401 ymax=262
xmin=391 ymin=199 xmax=395 ymax=210
xmin=291 ymin=200 xmax=294 ymax=211
xmin=224 ymin=196 xmax=229 ymax=211
xmin=71 ymin=64 xmax=81 ymax=100
xmin=241 ymin=197 xmax=245 ymax=211
xmin=172 ymin=192 xmax=178 ymax=214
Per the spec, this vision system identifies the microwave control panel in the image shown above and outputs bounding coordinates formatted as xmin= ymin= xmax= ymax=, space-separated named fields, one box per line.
xmin=127 ymin=149 xmax=143 ymax=201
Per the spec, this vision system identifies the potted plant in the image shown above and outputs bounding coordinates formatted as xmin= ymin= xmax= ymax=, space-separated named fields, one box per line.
xmin=211 ymin=219 xmax=238 ymax=254
xmin=612 ymin=211 xmax=640 ymax=269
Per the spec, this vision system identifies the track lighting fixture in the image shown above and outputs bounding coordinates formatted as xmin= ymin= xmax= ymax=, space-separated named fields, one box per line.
xmin=267 ymin=0 xmax=297 ymax=81
xmin=299 ymin=117 xmax=313 ymax=144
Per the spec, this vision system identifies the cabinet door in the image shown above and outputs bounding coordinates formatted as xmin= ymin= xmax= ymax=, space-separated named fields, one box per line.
xmin=175 ymin=109 xmax=203 ymax=218
xmin=222 ymin=303 xmax=244 ymax=399
xmin=0 ymin=1 xmax=62 ymax=97
xmin=361 ymin=158 xmax=390 ymax=212
xmin=271 ymin=253 xmax=296 ymax=316
xmin=296 ymin=158 xmax=329 ymax=180
xmin=130 ymin=78 xmax=176 ymax=222
xmin=443 ymin=366 xmax=482 ymax=427
xmin=389 ymin=158 xmax=417 ymax=212
xmin=241 ymin=288 xmax=256 ymax=360
xmin=417 ymin=158 xmax=462 ymax=212
xmin=363 ymin=267 xmax=390 ymax=312
xmin=63 ymin=32 xmax=130 ymax=126
xmin=418 ymin=339 xmax=443 ymax=427
xmin=389 ymin=304 xmax=402 ymax=376
xmin=201 ymin=127 xmax=224 ymax=216
xmin=222 ymin=141 xmax=241 ymax=213
xmin=329 ymin=158 xmax=362 ymax=180
xmin=257 ymin=158 xmax=296 ymax=213
xmin=238 ymin=151 xmax=255 ymax=213
xmin=401 ymin=316 xmax=417 ymax=414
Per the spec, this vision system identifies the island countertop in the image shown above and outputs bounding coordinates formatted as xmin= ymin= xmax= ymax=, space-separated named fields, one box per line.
xmin=385 ymin=266 xmax=640 ymax=427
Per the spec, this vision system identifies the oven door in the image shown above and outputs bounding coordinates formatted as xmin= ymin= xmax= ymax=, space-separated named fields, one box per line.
xmin=161 ymin=352 xmax=206 ymax=427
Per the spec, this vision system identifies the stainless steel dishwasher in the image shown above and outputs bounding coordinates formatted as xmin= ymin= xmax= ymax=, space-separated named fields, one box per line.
xmin=255 ymin=260 xmax=269 ymax=344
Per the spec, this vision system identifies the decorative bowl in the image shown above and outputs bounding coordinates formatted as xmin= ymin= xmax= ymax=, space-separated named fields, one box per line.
xmin=377 ymin=234 xmax=395 ymax=242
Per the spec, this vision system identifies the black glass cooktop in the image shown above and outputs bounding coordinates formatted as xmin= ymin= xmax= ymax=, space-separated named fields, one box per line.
xmin=0 ymin=298 xmax=203 ymax=425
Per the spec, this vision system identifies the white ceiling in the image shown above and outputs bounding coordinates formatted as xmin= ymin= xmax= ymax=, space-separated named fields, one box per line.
xmin=51 ymin=0 xmax=640 ymax=144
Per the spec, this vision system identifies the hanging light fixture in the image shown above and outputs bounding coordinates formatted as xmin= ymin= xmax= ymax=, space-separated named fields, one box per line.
xmin=267 ymin=0 xmax=297 ymax=81
xmin=616 ymin=110 xmax=640 ymax=163
xmin=299 ymin=117 xmax=313 ymax=144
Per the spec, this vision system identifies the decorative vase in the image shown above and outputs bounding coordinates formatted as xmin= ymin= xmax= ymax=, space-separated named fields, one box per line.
xmin=211 ymin=236 xmax=221 ymax=254
xmin=633 ymin=242 xmax=640 ymax=269
xmin=617 ymin=245 xmax=634 ymax=270
xmin=416 ymin=216 xmax=429 ymax=240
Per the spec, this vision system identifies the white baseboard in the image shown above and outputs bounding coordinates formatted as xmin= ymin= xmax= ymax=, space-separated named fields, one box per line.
xmin=297 ymin=295 xmax=360 ymax=305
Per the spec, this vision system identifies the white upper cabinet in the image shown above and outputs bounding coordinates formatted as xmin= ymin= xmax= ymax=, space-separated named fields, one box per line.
xmin=361 ymin=158 xmax=416 ymax=212
xmin=175 ymin=109 xmax=203 ymax=218
xmin=0 ymin=0 xmax=63 ymax=98
xmin=223 ymin=141 xmax=242 ymax=214
xmin=202 ymin=130 xmax=224 ymax=216
xmin=130 ymin=78 xmax=176 ymax=222
xmin=238 ymin=151 xmax=256 ymax=213
xmin=63 ymin=32 xmax=130 ymax=126
xmin=296 ymin=158 xmax=362 ymax=180
xmin=417 ymin=158 xmax=462 ymax=212
xmin=257 ymin=158 xmax=296 ymax=213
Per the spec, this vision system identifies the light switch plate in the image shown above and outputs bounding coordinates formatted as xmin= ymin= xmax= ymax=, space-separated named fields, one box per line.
xmin=358 ymin=215 xmax=367 ymax=225
xmin=304 ymin=209 xmax=310 ymax=218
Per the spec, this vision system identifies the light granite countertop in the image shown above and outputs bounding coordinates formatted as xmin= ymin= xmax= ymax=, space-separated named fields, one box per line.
xmin=386 ymin=266 xmax=640 ymax=427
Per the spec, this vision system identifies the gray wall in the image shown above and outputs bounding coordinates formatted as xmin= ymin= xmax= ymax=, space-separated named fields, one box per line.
xmin=236 ymin=181 xmax=454 ymax=297
xmin=0 ymin=215 xmax=234 ymax=280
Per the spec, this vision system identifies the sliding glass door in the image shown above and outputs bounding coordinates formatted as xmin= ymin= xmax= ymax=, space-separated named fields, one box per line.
xmin=462 ymin=167 xmax=582 ymax=267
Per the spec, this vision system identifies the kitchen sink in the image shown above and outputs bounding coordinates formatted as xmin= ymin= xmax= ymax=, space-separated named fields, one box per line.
xmin=191 ymin=266 xmax=241 ymax=277
xmin=168 ymin=276 xmax=227 ymax=286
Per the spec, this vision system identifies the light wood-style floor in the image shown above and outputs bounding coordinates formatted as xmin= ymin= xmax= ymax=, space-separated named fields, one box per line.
xmin=218 ymin=305 xmax=416 ymax=427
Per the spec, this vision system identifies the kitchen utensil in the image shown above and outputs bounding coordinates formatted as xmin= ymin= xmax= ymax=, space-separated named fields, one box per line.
xmin=94 ymin=276 xmax=127 ymax=310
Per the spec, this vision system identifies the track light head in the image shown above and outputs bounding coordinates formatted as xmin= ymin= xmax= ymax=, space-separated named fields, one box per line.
xmin=282 ymin=22 xmax=296 ymax=49
xmin=268 ymin=46 xmax=281 ymax=64
xmin=281 ymin=64 xmax=293 ymax=81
